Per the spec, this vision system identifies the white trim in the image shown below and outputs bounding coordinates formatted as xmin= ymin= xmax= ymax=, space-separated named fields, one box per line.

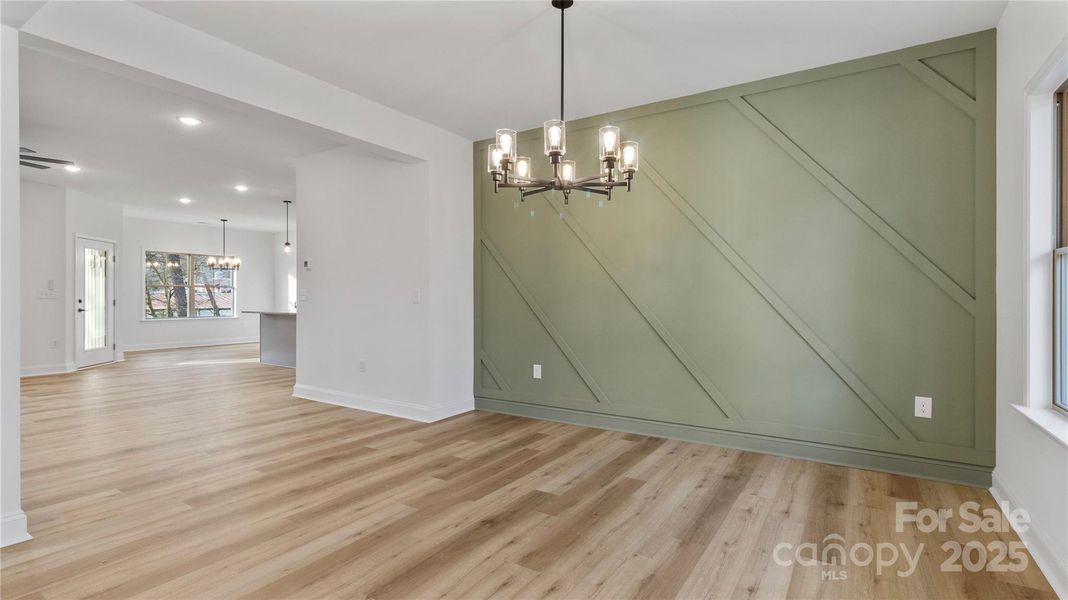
xmin=1012 ymin=404 xmax=1068 ymax=449
xmin=74 ymin=233 xmax=117 ymax=245
xmin=991 ymin=472 xmax=1068 ymax=599
xmin=0 ymin=510 xmax=31 ymax=548
xmin=292 ymin=383 xmax=472 ymax=423
xmin=122 ymin=337 xmax=258 ymax=352
xmin=139 ymin=316 xmax=241 ymax=323
xmin=20 ymin=362 xmax=75 ymax=377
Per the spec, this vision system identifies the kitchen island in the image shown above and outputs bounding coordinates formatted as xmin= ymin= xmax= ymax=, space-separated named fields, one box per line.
xmin=243 ymin=311 xmax=296 ymax=368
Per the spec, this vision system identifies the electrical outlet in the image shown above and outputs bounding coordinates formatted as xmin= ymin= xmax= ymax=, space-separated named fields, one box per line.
xmin=412 ymin=289 xmax=421 ymax=304
xmin=49 ymin=340 xmax=58 ymax=349
xmin=359 ymin=359 xmax=367 ymax=373
xmin=914 ymin=396 xmax=933 ymax=419
xmin=532 ymin=364 xmax=542 ymax=380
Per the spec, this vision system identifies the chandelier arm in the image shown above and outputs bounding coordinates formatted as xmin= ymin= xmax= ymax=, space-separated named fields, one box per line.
xmin=573 ymin=186 xmax=611 ymax=197
xmin=571 ymin=174 xmax=608 ymax=186
xmin=521 ymin=186 xmax=554 ymax=199
xmin=499 ymin=177 xmax=555 ymax=188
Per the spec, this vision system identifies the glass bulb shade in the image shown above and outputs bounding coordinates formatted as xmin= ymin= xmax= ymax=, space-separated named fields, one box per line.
xmin=283 ymin=242 xmax=292 ymax=254
xmin=598 ymin=126 xmax=620 ymax=159
xmin=514 ymin=157 xmax=532 ymax=181
xmin=543 ymin=120 xmax=566 ymax=156
xmin=495 ymin=129 xmax=518 ymax=161
xmin=620 ymin=141 xmax=640 ymax=172
xmin=560 ymin=160 xmax=576 ymax=183
xmin=206 ymin=256 xmax=217 ymax=266
xmin=486 ymin=143 xmax=503 ymax=173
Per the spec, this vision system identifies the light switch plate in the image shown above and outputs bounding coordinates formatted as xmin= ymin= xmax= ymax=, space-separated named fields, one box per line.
xmin=532 ymin=364 xmax=542 ymax=379
xmin=914 ymin=396 xmax=933 ymax=419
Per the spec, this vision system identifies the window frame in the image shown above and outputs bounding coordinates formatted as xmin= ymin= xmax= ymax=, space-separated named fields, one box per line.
xmin=1053 ymin=81 xmax=1068 ymax=414
xmin=142 ymin=249 xmax=239 ymax=321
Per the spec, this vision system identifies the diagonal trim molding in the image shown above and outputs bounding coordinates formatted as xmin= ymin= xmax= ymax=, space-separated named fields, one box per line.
xmin=641 ymin=159 xmax=915 ymax=441
xmin=540 ymin=194 xmax=738 ymax=420
xmin=728 ymin=96 xmax=978 ymax=317
xmin=481 ymin=236 xmax=612 ymax=405
xmin=901 ymin=59 xmax=979 ymax=117
xmin=479 ymin=351 xmax=511 ymax=392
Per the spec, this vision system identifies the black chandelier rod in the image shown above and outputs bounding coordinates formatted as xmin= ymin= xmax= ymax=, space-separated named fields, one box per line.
xmin=559 ymin=4 xmax=564 ymax=121
xmin=284 ymin=201 xmax=291 ymax=244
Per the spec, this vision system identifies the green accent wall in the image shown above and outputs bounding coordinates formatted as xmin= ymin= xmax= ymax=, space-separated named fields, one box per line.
xmin=473 ymin=31 xmax=995 ymax=486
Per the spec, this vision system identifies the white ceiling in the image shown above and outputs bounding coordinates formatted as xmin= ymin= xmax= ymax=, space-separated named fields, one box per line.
xmin=140 ymin=0 xmax=1007 ymax=140
xmin=19 ymin=47 xmax=341 ymax=232
xmin=16 ymin=0 xmax=1007 ymax=230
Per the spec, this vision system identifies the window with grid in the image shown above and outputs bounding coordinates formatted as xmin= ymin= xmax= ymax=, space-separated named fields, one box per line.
xmin=1054 ymin=82 xmax=1068 ymax=412
xmin=144 ymin=251 xmax=236 ymax=319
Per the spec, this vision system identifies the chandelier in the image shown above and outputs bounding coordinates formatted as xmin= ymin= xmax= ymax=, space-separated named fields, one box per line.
xmin=487 ymin=0 xmax=639 ymax=204
xmin=282 ymin=200 xmax=293 ymax=255
xmin=206 ymin=218 xmax=241 ymax=271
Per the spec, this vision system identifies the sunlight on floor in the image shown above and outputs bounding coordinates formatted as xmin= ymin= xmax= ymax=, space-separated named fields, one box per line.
xmin=176 ymin=358 xmax=261 ymax=366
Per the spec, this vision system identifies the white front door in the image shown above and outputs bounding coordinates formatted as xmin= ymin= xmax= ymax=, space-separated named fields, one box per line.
xmin=74 ymin=237 xmax=115 ymax=368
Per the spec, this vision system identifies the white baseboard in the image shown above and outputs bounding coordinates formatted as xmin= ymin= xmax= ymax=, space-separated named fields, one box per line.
xmin=21 ymin=362 xmax=75 ymax=377
xmin=1 ymin=510 xmax=31 ymax=548
xmin=122 ymin=337 xmax=258 ymax=352
xmin=991 ymin=471 xmax=1068 ymax=599
xmin=293 ymin=383 xmax=473 ymax=423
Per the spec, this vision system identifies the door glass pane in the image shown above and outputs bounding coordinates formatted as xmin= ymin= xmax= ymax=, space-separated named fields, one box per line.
xmin=83 ymin=247 xmax=107 ymax=351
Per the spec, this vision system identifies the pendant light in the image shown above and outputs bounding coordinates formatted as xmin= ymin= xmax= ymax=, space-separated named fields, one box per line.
xmin=206 ymin=218 xmax=241 ymax=271
xmin=487 ymin=0 xmax=639 ymax=204
xmin=282 ymin=200 xmax=293 ymax=254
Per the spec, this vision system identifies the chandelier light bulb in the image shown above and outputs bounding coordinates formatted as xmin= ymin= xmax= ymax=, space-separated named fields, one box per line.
xmin=620 ymin=141 xmax=640 ymax=172
xmin=496 ymin=129 xmax=517 ymax=161
xmin=561 ymin=160 xmax=576 ymax=183
xmin=599 ymin=126 xmax=619 ymax=160
xmin=515 ymin=157 xmax=532 ymax=180
xmin=487 ymin=143 xmax=503 ymax=173
xmin=543 ymin=120 xmax=566 ymax=156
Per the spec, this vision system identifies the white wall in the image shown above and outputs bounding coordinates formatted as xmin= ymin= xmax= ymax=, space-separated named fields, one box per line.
xmin=119 ymin=217 xmax=276 ymax=351
xmin=18 ymin=1 xmax=474 ymax=421
xmin=20 ymin=181 xmax=67 ymax=375
xmin=1 ymin=23 xmax=30 ymax=547
xmin=295 ymin=146 xmax=430 ymax=417
xmin=995 ymin=1 xmax=1068 ymax=597
xmin=273 ymin=230 xmax=297 ymax=312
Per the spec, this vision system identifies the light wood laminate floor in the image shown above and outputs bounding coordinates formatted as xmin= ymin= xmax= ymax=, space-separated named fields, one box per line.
xmin=2 ymin=344 xmax=1056 ymax=599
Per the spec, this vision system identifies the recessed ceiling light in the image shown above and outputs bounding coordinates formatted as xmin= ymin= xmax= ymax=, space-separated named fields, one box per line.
xmin=179 ymin=197 xmax=191 ymax=204
xmin=177 ymin=116 xmax=202 ymax=126
xmin=234 ymin=184 xmax=248 ymax=192
xmin=64 ymin=164 xmax=81 ymax=172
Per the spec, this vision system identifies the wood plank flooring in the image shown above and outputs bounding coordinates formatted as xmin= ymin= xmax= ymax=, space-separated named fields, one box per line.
xmin=1 ymin=344 xmax=1056 ymax=599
